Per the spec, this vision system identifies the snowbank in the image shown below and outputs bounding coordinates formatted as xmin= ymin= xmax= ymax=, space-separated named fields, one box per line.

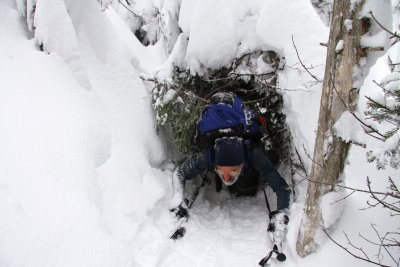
xmin=0 ymin=1 xmax=169 ymax=266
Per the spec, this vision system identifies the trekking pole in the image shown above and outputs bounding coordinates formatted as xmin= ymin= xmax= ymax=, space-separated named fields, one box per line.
xmin=262 ymin=186 xmax=272 ymax=215
xmin=170 ymin=175 xmax=208 ymax=240
xmin=188 ymin=176 xmax=207 ymax=209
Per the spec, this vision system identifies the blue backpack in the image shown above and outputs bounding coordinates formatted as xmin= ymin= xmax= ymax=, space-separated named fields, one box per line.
xmin=196 ymin=92 xmax=259 ymax=148
xmin=196 ymin=92 xmax=262 ymax=195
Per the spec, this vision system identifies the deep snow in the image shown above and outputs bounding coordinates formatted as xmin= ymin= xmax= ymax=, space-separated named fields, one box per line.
xmin=0 ymin=0 xmax=399 ymax=266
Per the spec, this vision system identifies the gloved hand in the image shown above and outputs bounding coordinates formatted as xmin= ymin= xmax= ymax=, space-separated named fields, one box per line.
xmin=267 ymin=210 xmax=289 ymax=244
xmin=170 ymin=198 xmax=189 ymax=220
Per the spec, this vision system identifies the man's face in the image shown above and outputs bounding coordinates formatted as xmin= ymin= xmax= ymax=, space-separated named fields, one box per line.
xmin=215 ymin=164 xmax=243 ymax=185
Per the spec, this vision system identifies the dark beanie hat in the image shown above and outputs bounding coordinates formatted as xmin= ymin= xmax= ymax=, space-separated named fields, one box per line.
xmin=214 ymin=137 xmax=244 ymax=166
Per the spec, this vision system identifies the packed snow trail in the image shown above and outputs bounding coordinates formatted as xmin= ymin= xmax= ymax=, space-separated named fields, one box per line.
xmin=161 ymin=184 xmax=288 ymax=267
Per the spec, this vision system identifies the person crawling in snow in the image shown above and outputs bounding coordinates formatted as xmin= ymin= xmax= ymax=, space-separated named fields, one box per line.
xmin=169 ymin=92 xmax=291 ymax=245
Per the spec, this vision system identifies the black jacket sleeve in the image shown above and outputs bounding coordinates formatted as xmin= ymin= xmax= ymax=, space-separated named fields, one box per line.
xmin=170 ymin=151 xmax=208 ymax=208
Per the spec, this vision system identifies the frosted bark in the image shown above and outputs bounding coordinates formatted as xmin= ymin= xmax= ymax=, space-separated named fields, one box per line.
xmin=296 ymin=0 xmax=391 ymax=257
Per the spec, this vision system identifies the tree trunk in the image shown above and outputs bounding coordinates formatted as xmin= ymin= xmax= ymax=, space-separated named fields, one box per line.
xmin=296 ymin=0 xmax=370 ymax=257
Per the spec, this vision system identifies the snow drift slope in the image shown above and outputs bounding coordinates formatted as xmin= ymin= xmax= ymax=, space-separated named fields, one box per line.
xmin=0 ymin=6 xmax=121 ymax=266
xmin=0 ymin=1 xmax=168 ymax=266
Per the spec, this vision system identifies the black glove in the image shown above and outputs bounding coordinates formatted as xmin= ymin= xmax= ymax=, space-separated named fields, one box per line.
xmin=170 ymin=198 xmax=189 ymax=220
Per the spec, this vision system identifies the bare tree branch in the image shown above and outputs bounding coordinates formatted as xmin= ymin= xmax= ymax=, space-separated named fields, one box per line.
xmin=291 ymin=35 xmax=321 ymax=82
xmin=367 ymin=177 xmax=400 ymax=213
xmin=302 ymin=143 xmax=323 ymax=168
xmin=115 ymin=0 xmax=143 ymax=18
xmin=370 ymin=224 xmax=399 ymax=265
xmin=358 ymin=225 xmax=400 ymax=266
xmin=369 ymin=11 xmax=400 ymax=44
xmin=330 ymin=190 xmax=356 ymax=204
xmin=344 ymin=232 xmax=371 ymax=261
xmin=331 ymin=80 xmax=386 ymax=141
xmin=323 ymin=229 xmax=392 ymax=267
xmin=305 ymin=177 xmax=392 ymax=196
xmin=289 ymin=146 xmax=399 ymax=202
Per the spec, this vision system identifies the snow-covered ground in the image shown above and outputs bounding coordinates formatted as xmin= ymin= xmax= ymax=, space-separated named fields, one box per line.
xmin=0 ymin=0 xmax=398 ymax=266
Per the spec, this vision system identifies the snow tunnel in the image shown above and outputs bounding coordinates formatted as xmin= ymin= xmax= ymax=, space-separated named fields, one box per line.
xmin=151 ymin=50 xmax=295 ymax=193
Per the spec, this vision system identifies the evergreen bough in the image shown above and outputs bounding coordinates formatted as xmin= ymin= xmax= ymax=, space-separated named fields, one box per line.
xmin=152 ymin=50 xmax=291 ymax=164
xmin=365 ymin=70 xmax=400 ymax=169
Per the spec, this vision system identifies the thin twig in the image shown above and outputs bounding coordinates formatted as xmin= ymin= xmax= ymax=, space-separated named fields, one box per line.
xmin=330 ymin=191 xmax=356 ymax=204
xmin=305 ymin=177 xmax=395 ymax=197
xmin=203 ymin=77 xmax=241 ymax=99
xmin=369 ymin=11 xmax=400 ymax=41
xmin=115 ymin=0 xmax=141 ymax=17
xmin=293 ymin=145 xmax=396 ymax=199
xmin=280 ymin=88 xmax=312 ymax=92
xmin=177 ymin=87 xmax=210 ymax=103
xmin=367 ymin=177 xmax=400 ymax=213
xmin=302 ymin=143 xmax=326 ymax=169
xmin=331 ymin=80 xmax=386 ymax=141
xmin=291 ymin=35 xmax=321 ymax=82
xmin=323 ymin=229 xmax=392 ymax=267
xmin=370 ymin=224 xmax=399 ymax=265
xmin=295 ymin=146 xmax=308 ymax=176
xmin=359 ymin=227 xmax=399 ymax=247
xmin=283 ymin=157 xmax=394 ymax=198
xmin=230 ymin=72 xmax=275 ymax=77
xmin=344 ymin=232 xmax=371 ymax=261
xmin=242 ymin=97 xmax=268 ymax=105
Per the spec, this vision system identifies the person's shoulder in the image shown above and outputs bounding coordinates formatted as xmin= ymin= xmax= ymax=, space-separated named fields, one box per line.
xmin=186 ymin=150 xmax=208 ymax=163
